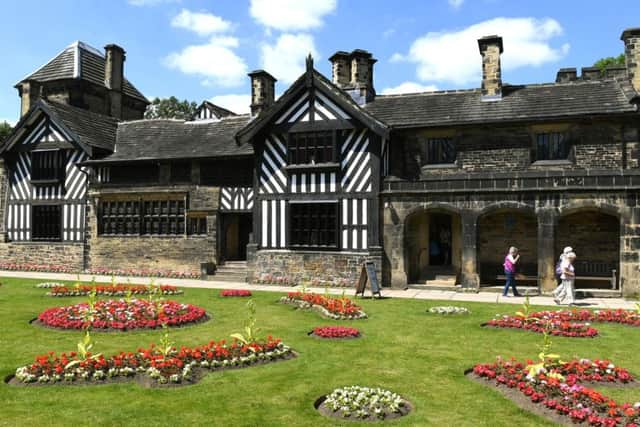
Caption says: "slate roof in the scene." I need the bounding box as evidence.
[16,41,148,103]
[0,100,118,155]
[42,100,119,152]
[85,115,253,163]
[365,79,639,128]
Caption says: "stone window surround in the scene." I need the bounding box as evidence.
[528,123,576,166]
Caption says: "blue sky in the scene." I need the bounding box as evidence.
[1,0,639,123]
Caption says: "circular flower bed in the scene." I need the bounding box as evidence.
[428,306,470,315]
[35,299,208,331]
[315,386,411,421]
[220,289,252,297]
[310,326,360,339]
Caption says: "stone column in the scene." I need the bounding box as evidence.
[460,210,479,289]
[620,207,640,296]
[537,208,557,294]
[384,202,407,288]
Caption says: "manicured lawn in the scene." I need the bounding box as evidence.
[1,277,640,426]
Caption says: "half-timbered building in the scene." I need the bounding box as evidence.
[2,27,640,297]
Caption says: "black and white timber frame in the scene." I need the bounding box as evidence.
[238,58,388,252]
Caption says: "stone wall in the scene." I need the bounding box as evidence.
[396,120,639,179]
[0,242,84,270]
[249,249,382,287]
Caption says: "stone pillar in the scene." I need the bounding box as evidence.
[104,44,125,119]
[537,209,557,294]
[329,51,351,87]
[477,35,503,100]
[460,210,479,289]
[620,206,640,296]
[19,80,42,117]
[384,202,407,288]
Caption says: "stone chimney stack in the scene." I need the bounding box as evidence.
[329,51,351,86]
[248,70,277,117]
[555,68,577,83]
[104,44,125,119]
[328,49,376,105]
[349,49,376,104]
[478,35,504,101]
[18,80,42,117]
[621,27,640,92]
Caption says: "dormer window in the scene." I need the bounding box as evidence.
[287,131,334,165]
[534,132,572,161]
[31,150,65,183]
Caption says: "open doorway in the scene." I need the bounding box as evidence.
[220,213,252,262]
[429,214,452,266]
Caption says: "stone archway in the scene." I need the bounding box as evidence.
[556,210,620,290]
[478,209,538,286]
[404,208,462,284]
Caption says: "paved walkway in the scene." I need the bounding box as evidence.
[1,270,637,310]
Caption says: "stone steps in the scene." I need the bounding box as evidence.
[212,261,247,283]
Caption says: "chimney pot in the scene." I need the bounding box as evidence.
[248,70,277,117]
[329,51,351,87]
[478,35,503,101]
[556,68,577,83]
[19,80,42,118]
[621,27,640,92]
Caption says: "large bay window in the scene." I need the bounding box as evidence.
[289,202,337,248]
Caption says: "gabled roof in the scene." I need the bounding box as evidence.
[84,115,253,164]
[236,59,388,145]
[193,100,237,121]
[365,78,639,129]
[0,100,118,156]
[16,41,148,104]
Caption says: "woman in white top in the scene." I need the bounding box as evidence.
[556,252,576,305]
[553,246,573,303]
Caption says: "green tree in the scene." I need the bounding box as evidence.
[144,97,198,120]
[594,54,626,75]
[0,121,12,144]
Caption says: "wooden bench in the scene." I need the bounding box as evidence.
[495,261,618,290]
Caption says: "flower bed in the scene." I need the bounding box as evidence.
[470,357,637,426]
[253,274,352,288]
[35,282,65,289]
[310,326,361,339]
[46,284,182,297]
[0,263,76,274]
[315,386,411,421]
[279,292,367,320]
[220,289,252,297]
[35,299,208,331]
[10,336,294,387]
[87,268,199,279]
[485,315,598,338]
[428,306,470,315]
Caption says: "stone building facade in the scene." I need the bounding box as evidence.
[1,28,639,296]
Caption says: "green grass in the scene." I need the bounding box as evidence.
[1,278,640,426]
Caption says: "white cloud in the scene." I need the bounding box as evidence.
[381,82,438,95]
[261,33,318,84]
[250,0,336,31]
[209,94,251,115]
[448,0,464,8]
[165,36,248,87]
[171,9,231,36]
[392,17,569,86]
[128,0,178,6]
